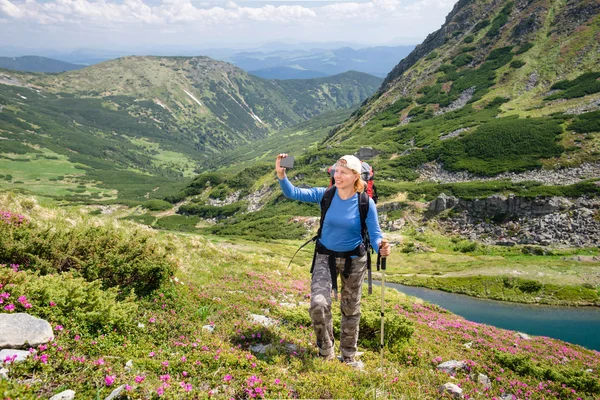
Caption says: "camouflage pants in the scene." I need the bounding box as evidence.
[310,253,367,358]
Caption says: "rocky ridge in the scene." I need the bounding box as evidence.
[429,193,600,247]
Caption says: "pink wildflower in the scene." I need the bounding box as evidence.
[105,375,116,386]
[134,375,146,383]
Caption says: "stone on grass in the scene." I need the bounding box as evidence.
[49,390,76,400]
[250,343,298,356]
[463,342,473,349]
[0,367,8,380]
[436,360,467,374]
[500,394,516,400]
[439,382,463,398]
[516,332,531,340]
[125,360,133,371]
[248,314,278,327]
[0,349,32,364]
[0,313,53,349]
[105,384,126,400]
[202,325,215,333]
[477,373,491,389]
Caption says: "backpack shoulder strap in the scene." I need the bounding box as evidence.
[318,186,336,238]
[358,191,369,243]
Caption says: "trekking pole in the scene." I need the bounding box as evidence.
[379,255,387,372]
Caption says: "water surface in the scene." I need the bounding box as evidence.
[380,282,600,351]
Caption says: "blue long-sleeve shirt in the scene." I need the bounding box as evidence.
[279,177,383,253]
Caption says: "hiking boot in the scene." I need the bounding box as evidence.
[319,352,336,361]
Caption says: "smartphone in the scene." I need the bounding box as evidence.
[280,156,295,169]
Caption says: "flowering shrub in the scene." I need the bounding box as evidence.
[0,266,137,332]
[0,212,176,296]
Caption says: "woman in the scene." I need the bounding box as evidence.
[276,153,390,365]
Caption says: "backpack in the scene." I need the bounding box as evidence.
[327,161,378,203]
[287,186,381,296]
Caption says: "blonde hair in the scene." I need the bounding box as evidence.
[354,175,365,193]
[336,158,365,193]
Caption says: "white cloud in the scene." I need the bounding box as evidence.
[0,0,455,47]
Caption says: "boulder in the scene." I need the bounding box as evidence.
[0,349,32,363]
[49,390,76,400]
[436,360,467,374]
[105,384,126,400]
[439,382,463,398]
[0,313,53,349]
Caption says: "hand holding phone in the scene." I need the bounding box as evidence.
[279,155,295,169]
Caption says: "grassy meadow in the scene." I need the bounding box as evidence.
[2,191,600,399]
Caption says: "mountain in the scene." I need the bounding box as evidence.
[166,0,600,247]
[322,0,600,178]
[226,46,416,78]
[0,56,84,73]
[249,67,328,80]
[0,56,381,200]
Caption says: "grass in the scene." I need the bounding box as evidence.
[2,191,600,399]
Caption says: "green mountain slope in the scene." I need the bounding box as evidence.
[324,0,600,177]
[0,57,381,200]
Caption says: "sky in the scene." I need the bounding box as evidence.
[0,0,457,51]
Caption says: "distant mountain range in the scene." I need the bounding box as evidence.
[227,46,416,79]
[0,44,416,79]
[249,67,328,80]
[0,56,84,73]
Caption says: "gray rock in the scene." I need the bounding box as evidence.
[105,384,126,400]
[248,314,278,327]
[500,394,516,400]
[0,349,32,363]
[49,390,76,400]
[0,367,8,380]
[202,325,215,333]
[355,147,380,160]
[436,360,467,374]
[516,332,532,340]
[124,359,133,371]
[0,313,53,349]
[478,373,491,389]
[438,382,463,398]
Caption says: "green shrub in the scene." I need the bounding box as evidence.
[473,20,490,33]
[569,110,600,133]
[510,60,525,68]
[178,202,245,219]
[425,51,438,60]
[515,42,534,54]
[454,241,478,253]
[208,184,231,200]
[0,268,137,333]
[121,213,156,226]
[495,352,600,394]
[141,199,172,211]
[518,279,542,293]
[486,2,514,38]
[358,310,414,351]
[0,220,175,297]
[546,72,600,100]
[154,214,200,231]
[452,54,474,68]
[463,35,474,43]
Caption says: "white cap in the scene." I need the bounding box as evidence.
[337,155,361,175]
